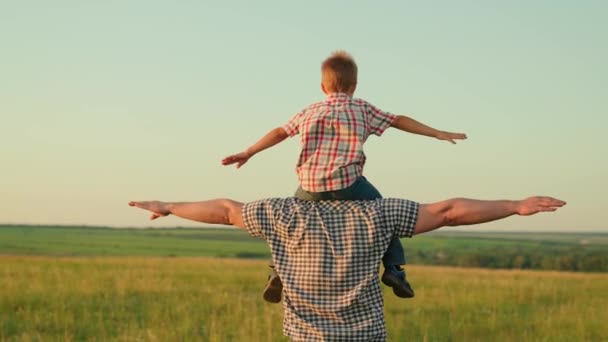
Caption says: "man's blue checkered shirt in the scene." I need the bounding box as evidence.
[243,198,419,341]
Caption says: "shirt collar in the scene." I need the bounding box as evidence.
[326,92,352,100]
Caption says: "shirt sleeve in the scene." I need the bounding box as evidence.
[281,110,305,137]
[242,199,277,239]
[365,102,397,136]
[381,198,419,238]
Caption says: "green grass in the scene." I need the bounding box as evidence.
[0,226,269,258]
[1,256,606,341]
[2,225,606,272]
[3,226,607,257]
[1,226,606,340]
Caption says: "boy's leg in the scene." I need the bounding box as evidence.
[263,260,282,303]
[348,177,415,298]
[382,238,406,267]
[380,238,414,298]
[262,187,326,304]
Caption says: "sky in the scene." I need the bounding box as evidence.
[1,1,606,231]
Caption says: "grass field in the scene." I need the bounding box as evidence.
[0,226,268,258]
[2,225,606,257]
[1,226,607,340]
[2,225,606,272]
[1,256,607,341]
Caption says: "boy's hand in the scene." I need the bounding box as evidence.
[222,151,251,168]
[436,131,467,144]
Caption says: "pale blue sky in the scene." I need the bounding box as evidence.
[1,1,606,230]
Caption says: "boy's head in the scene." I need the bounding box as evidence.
[321,51,357,95]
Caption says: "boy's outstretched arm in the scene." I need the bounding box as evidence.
[391,115,467,144]
[222,127,288,168]
[129,199,246,228]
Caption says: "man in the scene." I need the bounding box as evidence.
[129,195,565,341]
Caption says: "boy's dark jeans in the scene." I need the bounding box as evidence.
[293,176,406,268]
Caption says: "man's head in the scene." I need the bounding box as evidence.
[321,51,358,95]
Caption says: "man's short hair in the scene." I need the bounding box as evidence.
[322,51,358,93]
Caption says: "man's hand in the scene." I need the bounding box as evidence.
[435,131,468,144]
[221,151,251,168]
[129,201,171,220]
[515,197,567,216]
[129,199,246,228]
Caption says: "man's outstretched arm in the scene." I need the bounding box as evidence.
[129,199,246,228]
[413,196,566,235]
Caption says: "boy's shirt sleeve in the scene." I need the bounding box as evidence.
[281,110,304,137]
[365,102,397,136]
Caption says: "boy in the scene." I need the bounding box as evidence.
[222,51,467,303]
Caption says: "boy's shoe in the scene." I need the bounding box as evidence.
[381,266,415,298]
[263,268,283,303]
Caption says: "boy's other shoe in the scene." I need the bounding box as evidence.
[381,265,415,298]
[263,268,283,303]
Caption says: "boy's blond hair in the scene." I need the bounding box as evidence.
[321,51,358,93]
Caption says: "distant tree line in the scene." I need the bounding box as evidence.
[407,246,608,272]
